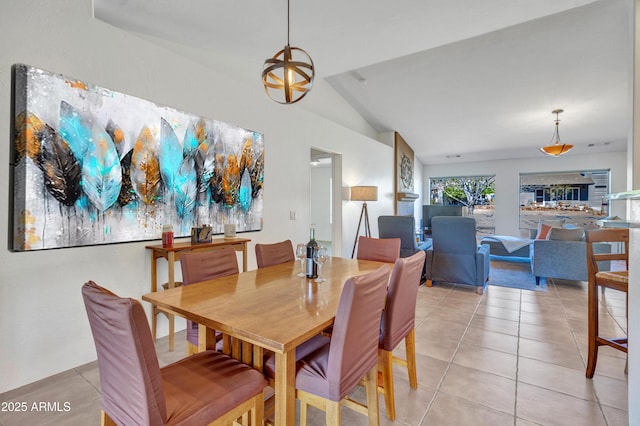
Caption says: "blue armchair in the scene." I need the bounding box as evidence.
[425,216,490,294]
[378,215,430,283]
[378,215,431,258]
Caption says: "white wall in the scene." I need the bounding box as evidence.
[423,151,627,236]
[0,0,394,393]
[310,165,332,241]
[414,156,425,229]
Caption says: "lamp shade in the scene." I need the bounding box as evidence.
[539,143,574,156]
[350,186,378,202]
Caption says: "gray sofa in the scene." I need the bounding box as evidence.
[531,227,611,285]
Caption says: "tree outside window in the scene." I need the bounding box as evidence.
[430,175,496,234]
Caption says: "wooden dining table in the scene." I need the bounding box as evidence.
[142,256,388,426]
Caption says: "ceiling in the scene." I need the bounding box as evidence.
[93,0,630,165]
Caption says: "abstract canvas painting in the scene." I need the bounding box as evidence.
[11,64,264,251]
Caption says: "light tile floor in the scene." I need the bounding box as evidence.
[0,278,629,425]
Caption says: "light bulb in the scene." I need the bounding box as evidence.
[286,67,295,86]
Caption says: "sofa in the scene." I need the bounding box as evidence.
[530,225,611,285]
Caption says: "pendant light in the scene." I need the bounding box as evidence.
[262,0,315,104]
[540,109,573,156]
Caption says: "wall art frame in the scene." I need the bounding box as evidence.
[394,132,416,216]
[11,64,264,251]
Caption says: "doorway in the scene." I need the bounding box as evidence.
[310,148,342,256]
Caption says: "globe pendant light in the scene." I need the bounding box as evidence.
[540,109,573,156]
[262,0,315,104]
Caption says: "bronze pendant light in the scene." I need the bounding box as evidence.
[540,109,573,156]
[262,0,315,104]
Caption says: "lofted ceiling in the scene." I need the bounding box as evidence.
[93,0,629,165]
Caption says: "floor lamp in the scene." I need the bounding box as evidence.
[350,186,378,258]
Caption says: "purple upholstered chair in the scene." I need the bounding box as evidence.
[295,265,390,425]
[356,236,401,263]
[378,250,425,420]
[81,281,266,426]
[255,239,295,268]
[180,247,239,355]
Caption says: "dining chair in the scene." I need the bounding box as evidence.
[294,265,390,425]
[180,247,239,355]
[585,228,629,378]
[81,281,267,426]
[356,235,401,263]
[378,250,425,420]
[255,239,295,268]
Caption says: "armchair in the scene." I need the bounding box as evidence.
[425,216,490,294]
[378,215,431,257]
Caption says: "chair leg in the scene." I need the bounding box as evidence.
[405,328,418,389]
[365,366,380,426]
[100,411,117,426]
[379,349,395,420]
[186,341,198,356]
[251,393,264,426]
[426,279,433,287]
[476,286,483,295]
[586,280,599,378]
[300,400,309,426]
[326,400,341,426]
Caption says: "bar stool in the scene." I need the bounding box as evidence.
[585,228,629,378]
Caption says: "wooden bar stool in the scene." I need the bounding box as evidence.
[585,228,629,378]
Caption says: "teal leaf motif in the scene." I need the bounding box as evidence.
[59,101,92,166]
[81,123,122,211]
[159,118,183,192]
[174,154,198,221]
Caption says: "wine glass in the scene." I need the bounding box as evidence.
[313,246,329,282]
[296,243,306,277]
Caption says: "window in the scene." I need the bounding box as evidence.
[519,170,610,232]
[429,175,496,235]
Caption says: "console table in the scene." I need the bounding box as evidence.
[145,238,250,351]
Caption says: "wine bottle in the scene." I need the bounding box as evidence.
[306,227,318,279]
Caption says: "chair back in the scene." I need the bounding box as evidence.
[180,247,239,285]
[378,216,418,256]
[180,247,239,345]
[326,265,390,400]
[431,216,477,254]
[82,281,167,425]
[255,239,295,268]
[585,228,629,273]
[356,236,400,263]
[380,250,425,351]
[429,216,487,287]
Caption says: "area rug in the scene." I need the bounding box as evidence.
[488,256,547,292]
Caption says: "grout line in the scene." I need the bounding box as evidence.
[513,288,523,426]
[418,284,484,425]
[549,279,613,426]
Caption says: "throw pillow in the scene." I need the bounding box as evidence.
[548,227,585,241]
[536,219,565,239]
[536,223,553,240]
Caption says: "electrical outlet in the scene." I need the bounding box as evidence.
[289,210,297,220]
